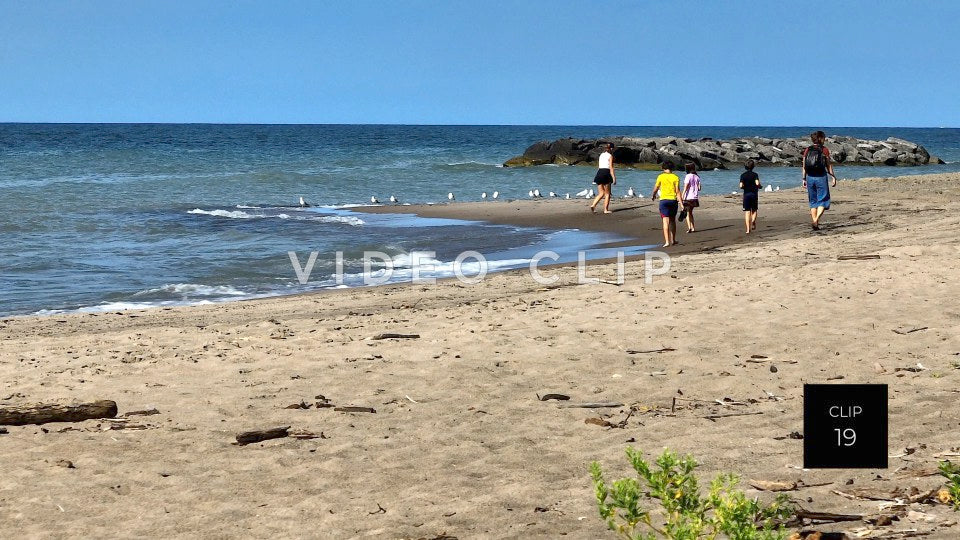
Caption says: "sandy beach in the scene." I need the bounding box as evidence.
[2,173,960,538]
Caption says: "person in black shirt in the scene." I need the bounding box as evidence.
[739,160,761,234]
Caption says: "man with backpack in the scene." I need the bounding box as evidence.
[801,130,837,230]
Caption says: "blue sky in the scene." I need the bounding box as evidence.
[1,1,958,126]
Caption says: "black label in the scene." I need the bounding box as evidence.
[803,384,888,469]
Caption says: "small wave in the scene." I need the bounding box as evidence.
[188,208,258,219]
[437,160,503,171]
[279,213,365,226]
[132,283,249,297]
[314,215,364,226]
[189,207,364,226]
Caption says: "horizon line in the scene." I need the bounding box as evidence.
[1,121,957,129]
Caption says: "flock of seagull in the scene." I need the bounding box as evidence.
[299,184,779,207]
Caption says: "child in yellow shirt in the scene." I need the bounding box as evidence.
[650,163,684,247]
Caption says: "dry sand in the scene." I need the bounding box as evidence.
[2,173,960,539]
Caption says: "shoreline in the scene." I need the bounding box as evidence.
[15,188,803,320]
[2,172,960,537]
[7,174,929,320]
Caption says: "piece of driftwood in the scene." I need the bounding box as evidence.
[334,406,376,413]
[626,348,675,354]
[702,411,763,421]
[371,333,420,340]
[892,326,928,335]
[837,254,880,260]
[123,408,160,417]
[558,402,624,409]
[749,479,798,491]
[832,487,936,504]
[792,509,863,523]
[537,393,570,401]
[0,400,118,426]
[236,426,290,445]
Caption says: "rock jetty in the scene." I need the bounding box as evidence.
[503,135,942,169]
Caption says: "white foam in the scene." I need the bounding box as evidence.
[315,215,364,226]
[189,208,363,226]
[132,283,249,297]
[188,208,258,219]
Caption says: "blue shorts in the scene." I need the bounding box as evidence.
[659,200,678,218]
[742,191,758,211]
[807,176,831,209]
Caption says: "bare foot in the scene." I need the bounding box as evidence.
[589,205,596,213]
[663,242,671,247]
[603,210,612,214]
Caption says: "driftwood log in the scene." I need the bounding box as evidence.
[0,400,118,426]
[236,426,290,445]
[371,333,420,340]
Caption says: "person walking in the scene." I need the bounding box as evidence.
[650,162,684,247]
[681,163,701,233]
[802,130,837,230]
[740,160,761,234]
[590,143,616,214]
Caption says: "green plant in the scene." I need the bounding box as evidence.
[940,461,960,510]
[590,448,793,539]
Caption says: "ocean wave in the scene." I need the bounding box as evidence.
[132,283,250,297]
[188,208,364,226]
[436,160,503,171]
[188,208,259,219]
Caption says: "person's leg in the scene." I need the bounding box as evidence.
[602,184,612,213]
[590,187,603,212]
[744,210,751,233]
[751,210,758,231]
[686,207,695,232]
[814,205,826,224]
[807,179,819,226]
[669,215,678,244]
[661,216,671,246]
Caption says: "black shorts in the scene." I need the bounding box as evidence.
[743,191,758,211]
[593,169,613,185]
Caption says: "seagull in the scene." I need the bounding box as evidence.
[575,188,590,197]
[548,191,557,198]
[298,196,310,208]
[448,192,455,201]
[370,196,380,204]
[533,189,541,198]
[764,185,773,192]
[528,190,535,198]
[565,193,571,199]
[775,186,781,191]
[626,187,636,197]
[481,192,487,199]
[390,195,399,203]
[492,191,499,199]
[588,188,595,198]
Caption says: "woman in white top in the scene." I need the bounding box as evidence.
[590,143,616,214]
[681,162,701,233]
